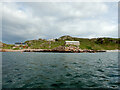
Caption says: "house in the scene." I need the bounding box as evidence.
[14,42,27,49]
[65,41,80,46]
[15,42,26,46]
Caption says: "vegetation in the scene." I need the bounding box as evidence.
[2,43,15,49]
[1,35,120,50]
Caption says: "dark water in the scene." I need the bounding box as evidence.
[2,52,119,88]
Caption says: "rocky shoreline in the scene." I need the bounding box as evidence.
[0,49,107,53]
[1,49,119,53]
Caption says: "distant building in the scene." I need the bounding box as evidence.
[15,43,26,46]
[65,41,80,46]
[14,42,27,49]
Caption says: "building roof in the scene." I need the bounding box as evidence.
[15,43,26,44]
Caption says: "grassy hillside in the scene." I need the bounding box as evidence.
[25,39,65,49]
[2,36,120,50]
[24,35,119,50]
[1,42,15,49]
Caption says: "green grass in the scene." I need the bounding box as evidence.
[2,44,15,49]
[2,36,120,50]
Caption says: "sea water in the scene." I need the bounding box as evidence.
[2,52,119,88]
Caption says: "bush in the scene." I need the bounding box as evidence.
[86,46,92,50]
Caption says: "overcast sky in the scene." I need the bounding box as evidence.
[2,2,118,44]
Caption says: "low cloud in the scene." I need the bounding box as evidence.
[2,2,118,43]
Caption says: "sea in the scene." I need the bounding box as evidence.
[2,52,120,88]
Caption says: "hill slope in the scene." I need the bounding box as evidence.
[23,35,119,50]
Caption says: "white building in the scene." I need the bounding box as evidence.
[65,41,80,46]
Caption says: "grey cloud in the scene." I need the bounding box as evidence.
[2,2,118,44]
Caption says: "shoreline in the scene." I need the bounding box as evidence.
[0,49,119,53]
[106,50,120,52]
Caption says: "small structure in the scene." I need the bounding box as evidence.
[65,41,80,46]
[13,42,27,49]
[15,42,26,46]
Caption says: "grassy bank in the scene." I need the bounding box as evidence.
[2,35,120,50]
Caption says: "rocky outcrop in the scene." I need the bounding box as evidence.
[95,38,120,44]
[0,49,106,53]
[52,46,65,51]
[59,35,74,40]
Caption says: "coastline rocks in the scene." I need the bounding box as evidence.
[0,49,106,53]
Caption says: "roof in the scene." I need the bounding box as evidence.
[65,41,79,43]
[15,43,25,44]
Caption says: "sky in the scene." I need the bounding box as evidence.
[1,2,118,44]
